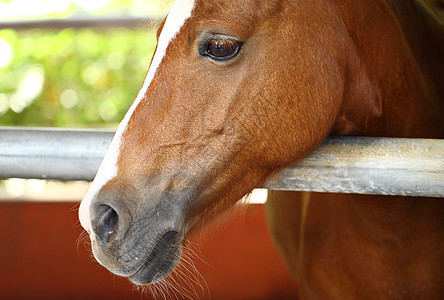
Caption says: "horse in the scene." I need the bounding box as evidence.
[79,0,444,298]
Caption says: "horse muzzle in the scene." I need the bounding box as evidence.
[83,189,186,285]
[128,230,182,284]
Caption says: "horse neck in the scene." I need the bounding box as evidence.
[386,0,444,101]
[330,0,444,138]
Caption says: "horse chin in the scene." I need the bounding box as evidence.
[127,230,182,285]
[91,228,183,285]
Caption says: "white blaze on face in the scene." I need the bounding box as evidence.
[79,0,196,234]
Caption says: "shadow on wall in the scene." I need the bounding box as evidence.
[0,202,298,299]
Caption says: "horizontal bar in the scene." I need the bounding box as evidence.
[0,127,443,197]
[265,137,444,197]
[0,17,160,30]
[0,127,114,181]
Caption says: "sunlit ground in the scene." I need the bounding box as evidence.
[0,179,268,204]
[0,179,89,201]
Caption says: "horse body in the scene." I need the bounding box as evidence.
[79,0,444,298]
[268,1,444,298]
[267,193,444,299]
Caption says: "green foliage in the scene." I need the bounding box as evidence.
[0,27,157,127]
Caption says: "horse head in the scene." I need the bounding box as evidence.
[78,0,371,285]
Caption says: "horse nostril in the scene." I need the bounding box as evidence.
[92,204,119,245]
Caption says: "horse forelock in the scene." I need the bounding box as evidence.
[79,0,197,232]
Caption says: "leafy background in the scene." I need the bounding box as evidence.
[0,0,168,200]
[0,0,170,127]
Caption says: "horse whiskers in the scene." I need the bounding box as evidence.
[145,238,209,300]
[171,262,199,295]
[165,273,199,300]
[154,279,176,300]
[176,241,209,298]
[163,274,194,300]
[178,251,207,289]
[182,240,209,267]
[150,264,198,300]
[69,201,81,212]
[75,230,90,256]
[148,281,166,300]
[132,281,149,297]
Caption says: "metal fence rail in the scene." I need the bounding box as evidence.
[0,127,113,181]
[1,127,443,197]
[0,17,160,30]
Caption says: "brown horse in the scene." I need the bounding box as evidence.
[79,0,444,298]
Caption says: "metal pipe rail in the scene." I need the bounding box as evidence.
[0,17,160,30]
[0,127,443,197]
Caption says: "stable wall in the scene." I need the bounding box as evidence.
[0,202,298,299]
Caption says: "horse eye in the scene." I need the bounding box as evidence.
[203,38,242,61]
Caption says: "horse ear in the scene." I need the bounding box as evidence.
[332,62,383,135]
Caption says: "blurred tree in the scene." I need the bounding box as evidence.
[0,28,157,127]
[0,0,171,127]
